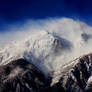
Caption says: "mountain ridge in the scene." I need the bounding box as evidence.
[0,52,92,92]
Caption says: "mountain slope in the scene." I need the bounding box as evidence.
[51,54,92,92]
[0,52,92,92]
[0,58,51,92]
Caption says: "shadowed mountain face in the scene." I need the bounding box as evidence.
[1,54,92,92]
[0,58,66,92]
[0,58,52,92]
[0,58,65,92]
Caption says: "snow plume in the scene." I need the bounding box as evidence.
[0,18,92,76]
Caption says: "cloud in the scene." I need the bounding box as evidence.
[0,18,92,75]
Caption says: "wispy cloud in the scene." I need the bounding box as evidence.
[0,18,92,75]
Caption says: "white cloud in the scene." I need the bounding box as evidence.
[0,18,92,76]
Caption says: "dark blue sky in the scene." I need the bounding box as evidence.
[0,0,92,30]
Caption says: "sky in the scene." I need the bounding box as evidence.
[0,0,92,31]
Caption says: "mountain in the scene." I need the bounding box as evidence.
[0,53,92,92]
[1,18,92,92]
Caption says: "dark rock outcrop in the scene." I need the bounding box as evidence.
[52,54,92,92]
[1,54,92,92]
[0,58,52,92]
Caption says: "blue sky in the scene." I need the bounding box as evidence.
[0,0,92,31]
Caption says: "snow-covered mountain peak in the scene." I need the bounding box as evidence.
[0,31,64,75]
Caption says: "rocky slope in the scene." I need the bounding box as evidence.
[0,58,51,92]
[0,53,92,92]
[51,54,92,92]
[0,58,66,92]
